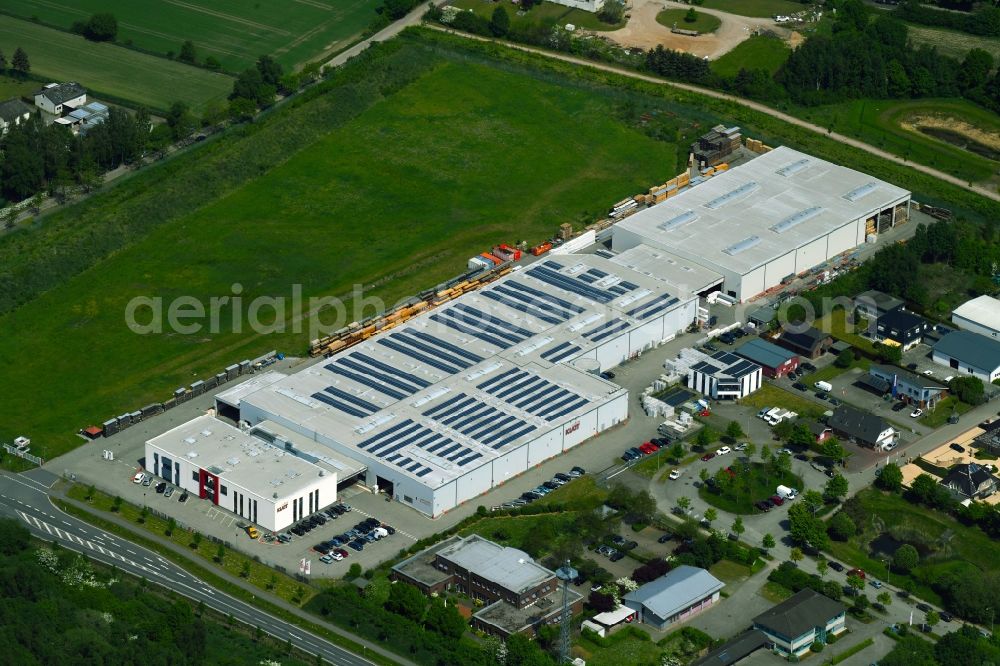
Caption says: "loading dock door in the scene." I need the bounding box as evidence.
[376,476,394,496]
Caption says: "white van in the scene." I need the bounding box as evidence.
[814,380,833,392]
[776,485,798,500]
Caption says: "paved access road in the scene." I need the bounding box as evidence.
[0,470,376,666]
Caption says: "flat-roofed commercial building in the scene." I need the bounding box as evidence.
[612,146,911,302]
[145,415,339,531]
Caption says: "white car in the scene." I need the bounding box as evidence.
[132,472,145,484]
[922,369,934,376]
[716,446,732,456]
[778,448,793,456]
[910,408,923,418]
[331,551,344,561]
[883,441,898,451]
[668,469,682,480]
[734,442,749,451]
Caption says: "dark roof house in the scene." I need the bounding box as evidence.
[35,82,86,107]
[735,338,798,377]
[827,405,895,448]
[874,308,929,349]
[855,290,904,320]
[753,589,846,657]
[869,365,946,409]
[941,463,997,501]
[774,327,832,359]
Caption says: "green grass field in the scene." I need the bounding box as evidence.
[738,383,828,420]
[1,0,380,71]
[0,45,681,459]
[0,15,231,111]
[798,98,1000,185]
[656,8,721,33]
[0,75,38,101]
[698,463,802,514]
[711,35,790,76]
[700,0,802,19]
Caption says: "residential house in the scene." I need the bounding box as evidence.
[932,330,1000,383]
[735,338,799,379]
[775,327,832,359]
[391,534,582,638]
[940,463,997,501]
[53,101,109,136]
[33,82,86,116]
[828,405,895,449]
[688,350,762,400]
[874,308,930,351]
[952,294,1000,340]
[692,630,769,666]
[808,422,832,443]
[0,98,32,135]
[869,365,946,409]
[753,589,846,658]
[622,566,724,630]
[855,289,904,321]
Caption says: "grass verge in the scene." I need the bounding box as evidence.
[54,498,398,666]
[825,636,874,665]
[656,9,721,33]
[739,383,828,420]
[711,35,790,77]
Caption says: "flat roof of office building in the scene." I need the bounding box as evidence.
[249,419,367,482]
[237,254,694,489]
[147,415,333,498]
[615,146,910,275]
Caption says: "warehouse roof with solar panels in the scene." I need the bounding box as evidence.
[234,254,698,490]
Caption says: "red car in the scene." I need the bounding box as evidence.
[639,442,660,454]
[700,452,716,462]
[848,568,866,579]
[769,495,784,506]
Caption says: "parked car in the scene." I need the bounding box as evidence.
[542,481,560,490]
[178,492,188,503]
[700,452,716,461]
[609,552,625,562]
[319,554,334,564]
[314,543,331,554]
[554,472,572,482]
[277,533,292,543]
[571,466,586,476]
[950,443,966,453]
[155,482,167,494]
[769,495,785,506]
[848,568,866,580]
[916,603,931,612]
[668,469,682,480]
[892,402,907,412]
[600,371,616,380]
[910,408,923,418]
[828,561,844,572]
[716,446,732,456]
[734,442,749,451]
[658,533,673,543]
[870,579,883,589]
[754,500,771,512]
[610,535,626,546]
[622,541,638,551]
[815,391,829,400]
[940,611,953,622]
[132,472,145,484]
[348,540,365,552]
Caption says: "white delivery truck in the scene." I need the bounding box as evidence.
[776,485,798,500]
[814,380,833,392]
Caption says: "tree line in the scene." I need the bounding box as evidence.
[895,0,1000,37]
[0,47,31,77]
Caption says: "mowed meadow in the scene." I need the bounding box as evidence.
[0,40,681,458]
[0,15,231,112]
[1,0,381,71]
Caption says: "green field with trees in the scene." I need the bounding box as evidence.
[700,0,803,18]
[0,0,382,71]
[0,35,682,458]
[0,14,231,112]
[0,518,312,665]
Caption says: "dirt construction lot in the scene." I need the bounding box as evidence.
[602,0,791,59]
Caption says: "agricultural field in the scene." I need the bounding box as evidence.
[1,0,381,71]
[906,23,1000,62]
[0,39,683,459]
[0,15,231,112]
[710,34,789,77]
[799,97,1000,185]
[700,0,803,19]
[656,9,722,33]
[0,75,39,101]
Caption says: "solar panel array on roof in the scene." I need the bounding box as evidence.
[422,394,536,450]
[478,368,589,421]
[377,331,475,374]
[582,317,631,343]
[540,340,582,363]
[625,293,680,320]
[526,265,628,304]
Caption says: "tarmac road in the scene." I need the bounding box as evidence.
[0,470,376,666]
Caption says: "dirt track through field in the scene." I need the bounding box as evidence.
[601,0,788,59]
[424,23,1000,202]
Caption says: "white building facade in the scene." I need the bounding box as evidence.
[952,295,1000,340]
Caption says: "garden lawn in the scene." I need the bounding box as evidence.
[798,98,1000,185]
[738,383,828,420]
[824,488,1000,606]
[459,512,580,554]
[533,476,608,510]
[800,356,870,386]
[1,0,380,71]
[814,308,877,355]
[656,9,721,33]
[0,45,679,459]
[918,396,973,428]
[711,35,790,77]
[563,8,626,31]
[698,463,803,514]
[700,0,803,18]
[0,75,38,102]
[576,627,662,666]
[0,14,231,112]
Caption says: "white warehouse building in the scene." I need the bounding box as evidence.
[216,254,699,518]
[612,146,911,302]
[145,415,341,532]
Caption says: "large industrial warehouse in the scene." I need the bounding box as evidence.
[207,254,699,518]
[613,146,911,302]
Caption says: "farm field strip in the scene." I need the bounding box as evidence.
[0,14,231,112]
[905,22,1000,61]
[1,0,380,70]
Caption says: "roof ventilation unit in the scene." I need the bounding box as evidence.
[771,206,825,234]
[704,181,759,210]
[843,181,879,202]
[723,236,762,256]
[775,158,810,177]
[656,210,698,232]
